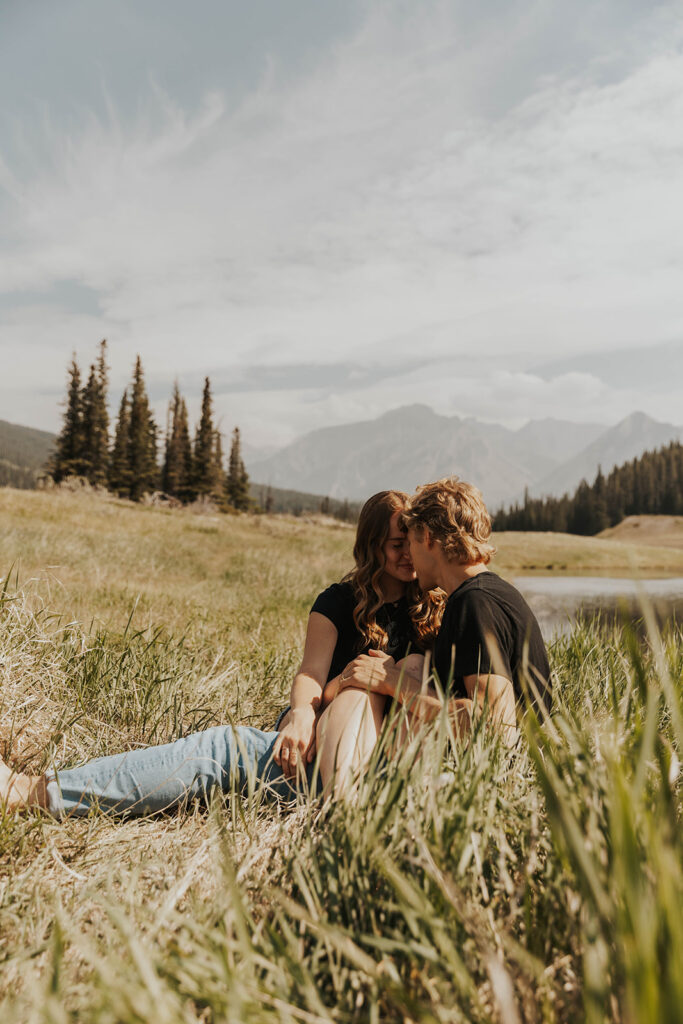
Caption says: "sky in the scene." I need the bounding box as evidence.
[2,0,683,451]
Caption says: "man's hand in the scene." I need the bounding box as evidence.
[273,706,317,778]
[336,649,396,697]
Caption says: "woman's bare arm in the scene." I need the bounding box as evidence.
[273,612,337,777]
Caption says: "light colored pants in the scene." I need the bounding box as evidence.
[45,725,314,817]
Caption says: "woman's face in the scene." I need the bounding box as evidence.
[380,510,417,585]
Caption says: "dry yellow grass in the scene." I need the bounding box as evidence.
[0,487,354,636]
[1,487,681,1021]
[4,489,682,612]
[1,487,340,1012]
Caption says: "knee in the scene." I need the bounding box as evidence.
[397,653,424,675]
[317,689,383,748]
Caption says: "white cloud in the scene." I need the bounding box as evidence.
[1,0,683,442]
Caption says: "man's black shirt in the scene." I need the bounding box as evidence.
[433,571,551,709]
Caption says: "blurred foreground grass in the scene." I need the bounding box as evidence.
[0,489,681,1023]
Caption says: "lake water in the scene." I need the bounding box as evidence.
[513,575,683,638]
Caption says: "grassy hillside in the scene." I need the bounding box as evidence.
[0,419,56,491]
[492,526,683,575]
[0,418,55,471]
[0,489,681,1022]
[598,514,683,550]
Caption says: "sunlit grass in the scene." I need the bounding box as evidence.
[0,489,681,1022]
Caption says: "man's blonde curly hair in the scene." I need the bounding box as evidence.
[401,477,496,565]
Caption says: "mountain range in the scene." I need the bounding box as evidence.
[247,406,683,510]
[2,407,682,513]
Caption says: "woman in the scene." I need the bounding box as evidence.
[276,490,441,797]
[0,492,443,816]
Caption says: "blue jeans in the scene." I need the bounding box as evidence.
[45,725,315,817]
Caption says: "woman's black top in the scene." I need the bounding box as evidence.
[311,581,417,682]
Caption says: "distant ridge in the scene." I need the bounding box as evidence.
[0,418,56,489]
[0,418,56,470]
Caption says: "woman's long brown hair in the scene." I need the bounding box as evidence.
[342,490,444,653]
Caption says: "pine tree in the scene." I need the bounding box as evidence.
[51,355,84,481]
[90,340,110,486]
[226,427,250,510]
[80,342,109,486]
[591,466,609,533]
[662,444,680,514]
[193,377,217,498]
[127,356,158,501]
[162,381,192,499]
[80,363,97,480]
[109,390,131,496]
[176,397,194,503]
[211,428,226,502]
[161,388,176,496]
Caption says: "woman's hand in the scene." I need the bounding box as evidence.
[273,706,318,778]
[336,649,396,697]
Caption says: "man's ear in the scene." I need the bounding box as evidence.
[422,526,434,548]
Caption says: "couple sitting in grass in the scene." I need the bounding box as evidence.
[1,477,551,816]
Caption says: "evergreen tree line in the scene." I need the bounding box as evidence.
[493,441,683,535]
[49,341,251,509]
[254,486,361,521]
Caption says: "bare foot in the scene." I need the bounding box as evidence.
[0,755,47,812]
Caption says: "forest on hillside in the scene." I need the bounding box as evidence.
[494,440,683,535]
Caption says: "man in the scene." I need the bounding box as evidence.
[336,477,551,743]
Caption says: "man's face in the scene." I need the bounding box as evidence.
[407,527,438,591]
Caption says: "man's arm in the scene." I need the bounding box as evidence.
[337,654,517,744]
[461,672,518,745]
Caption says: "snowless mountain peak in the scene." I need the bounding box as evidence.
[247,405,683,509]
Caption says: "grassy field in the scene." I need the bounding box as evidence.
[0,488,682,1023]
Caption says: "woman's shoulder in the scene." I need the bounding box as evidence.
[310,580,355,622]
[313,579,354,601]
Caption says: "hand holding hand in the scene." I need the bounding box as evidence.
[337,650,395,696]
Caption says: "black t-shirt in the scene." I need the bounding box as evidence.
[311,581,418,682]
[433,571,551,709]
